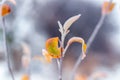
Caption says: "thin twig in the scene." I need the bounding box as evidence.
[57,58,63,80]
[57,33,65,80]
[70,14,105,80]
[2,17,15,80]
[70,0,113,79]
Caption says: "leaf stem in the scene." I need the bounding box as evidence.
[2,17,15,80]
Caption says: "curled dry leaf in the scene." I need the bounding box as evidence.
[45,37,61,58]
[67,37,87,59]
[102,1,115,14]
[21,74,29,80]
[8,0,16,5]
[0,4,11,16]
[63,14,81,32]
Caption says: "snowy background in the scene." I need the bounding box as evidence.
[0,0,120,80]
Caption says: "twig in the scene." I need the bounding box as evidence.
[70,0,113,80]
[70,14,105,80]
[57,58,63,80]
[57,33,65,80]
[2,17,15,80]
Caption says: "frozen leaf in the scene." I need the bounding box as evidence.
[0,4,11,16]
[21,42,31,55]
[21,74,29,80]
[8,0,16,5]
[63,14,81,32]
[67,37,87,59]
[42,49,52,63]
[46,37,61,58]
[33,53,52,63]
[58,21,63,34]
[102,1,115,14]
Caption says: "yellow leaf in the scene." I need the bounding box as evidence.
[21,74,29,80]
[0,4,11,16]
[67,37,87,59]
[102,1,115,14]
[46,37,61,58]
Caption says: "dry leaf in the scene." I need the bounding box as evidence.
[8,0,16,5]
[45,37,61,58]
[102,1,115,14]
[63,14,81,32]
[21,74,29,80]
[67,37,87,59]
[0,4,11,16]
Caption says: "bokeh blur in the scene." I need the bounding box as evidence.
[0,0,120,80]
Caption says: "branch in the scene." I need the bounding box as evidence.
[2,17,15,80]
[70,0,113,79]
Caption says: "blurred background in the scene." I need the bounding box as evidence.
[0,0,120,80]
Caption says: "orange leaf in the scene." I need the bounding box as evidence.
[21,74,29,80]
[0,4,11,16]
[45,37,61,58]
[102,1,115,14]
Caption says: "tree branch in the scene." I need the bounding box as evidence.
[2,17,15,80]
[70,0,113,79]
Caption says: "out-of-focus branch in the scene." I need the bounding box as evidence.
[2,18,15,80]
[70,14,105,80]
[70,0,113,80]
